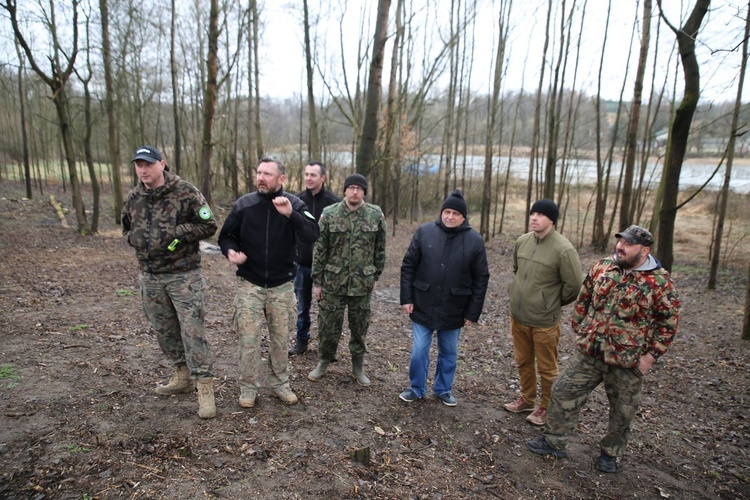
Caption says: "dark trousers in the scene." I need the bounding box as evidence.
[293,264,313,343]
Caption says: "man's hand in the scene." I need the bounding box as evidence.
[227,249,247,265]
[638,352,656,374]
[272,196,293,217]
[402,304,413,314]
[314,285,323,301]
[464,319,475,326]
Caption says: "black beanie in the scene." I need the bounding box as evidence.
[344,173,368,194]
[530,198,559,225]
[441,189,468,218]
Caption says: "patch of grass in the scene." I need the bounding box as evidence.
[66,445,90,454]
[68,324,91,332]
[0,365,21,381]
[116,289,135,297]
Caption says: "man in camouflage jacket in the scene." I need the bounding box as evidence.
[122,145,218,419]
[527,225,680,473]
[308,173,387,386]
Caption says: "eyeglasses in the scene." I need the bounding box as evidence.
[346,186,364,192]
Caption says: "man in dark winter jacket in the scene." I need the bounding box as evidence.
[288,162,340,355]
[398,190,490,406]
[122,145,218,419]
[218,157,319,409]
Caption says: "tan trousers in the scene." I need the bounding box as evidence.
[510,315,561,408]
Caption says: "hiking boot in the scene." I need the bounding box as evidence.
[526,407,547,426]
[308,361,330,381]
[238,389,257,408]
[504,396,534,413]
[437,393,457,407]
[351,356,371,387]
[196,378,216,419]
[399,389,419,403]
[273,386,299,405]
[288,341,308,355]
[596,451,618,473]
[155,365,194,395]
[526,436,568,459]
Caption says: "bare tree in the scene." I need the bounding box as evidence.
[13,38,31,199]
[619,0,652,231]
[3,0,90,233]
[100,0,123,223]
[709,0,749,289]
[356,0,391,181]
[655,0,710,272]
[199,0,221,205]
[303,0,320,160]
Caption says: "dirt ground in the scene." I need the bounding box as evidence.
[0,182,748,499]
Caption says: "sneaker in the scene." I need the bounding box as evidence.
[288,341,308,355]
[273,386,299,405]
[504,396,534,413]
[526,407,547,426]
[239,390,257,408]
[437,393,457,407]
[399,389,419,403]
[596,451,617,473]
[526,436,568,459]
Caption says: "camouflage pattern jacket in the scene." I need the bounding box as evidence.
[122,171,217,274]
[572,255,681,368]
[312,201,387,296]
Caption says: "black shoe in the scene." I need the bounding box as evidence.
[288,341,308,355]
[596,451,617,473]
[399,389,419,402]
[526,436,568,459]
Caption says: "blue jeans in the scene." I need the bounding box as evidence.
[408,321,461,398]
[293,264,313,343]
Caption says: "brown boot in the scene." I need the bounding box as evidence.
[196,378,216,419]
[155,365,194,395]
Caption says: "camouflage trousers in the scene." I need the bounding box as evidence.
[316,293,371,362]
[544,351,644,457]
[233,278,296,393]
[139,269,214,378]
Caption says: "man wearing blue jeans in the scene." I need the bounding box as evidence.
[398,190,489,406]
[289,162,339,355]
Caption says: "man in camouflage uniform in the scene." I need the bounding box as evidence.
[218,157,319,408]
[122,145,218,419]
[308,173,387,386]
[527,225,681,473]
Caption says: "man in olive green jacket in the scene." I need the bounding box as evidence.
[308,174,387,386]
[504,199,582,426]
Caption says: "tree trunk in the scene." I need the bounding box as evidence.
[170,0,182,174]
[303,0,320,160]
[13,38,31,199]
[356,0,391,179]
[100,0,123,223]
[200,0,220,205]
[709,0,748,289]
[620,0,651,231]
[655,0,710,272]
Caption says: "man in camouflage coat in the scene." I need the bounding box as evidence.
[527,225,681,473]
[122,145,218,419]
[308,173,387,386]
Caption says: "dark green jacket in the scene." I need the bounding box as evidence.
[509,229,582,327]
[312,201,387,296]
[122,171,217,274]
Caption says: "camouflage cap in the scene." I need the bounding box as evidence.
[615,225,654,247]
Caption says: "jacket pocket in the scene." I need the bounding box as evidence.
[413,280,430,292]
[362,265,377,276]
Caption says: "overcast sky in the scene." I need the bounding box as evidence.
[259,0,748,104]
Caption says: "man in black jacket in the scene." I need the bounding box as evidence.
[398,190,490,406]
[288,162,340,355]
[218,157,319,409]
